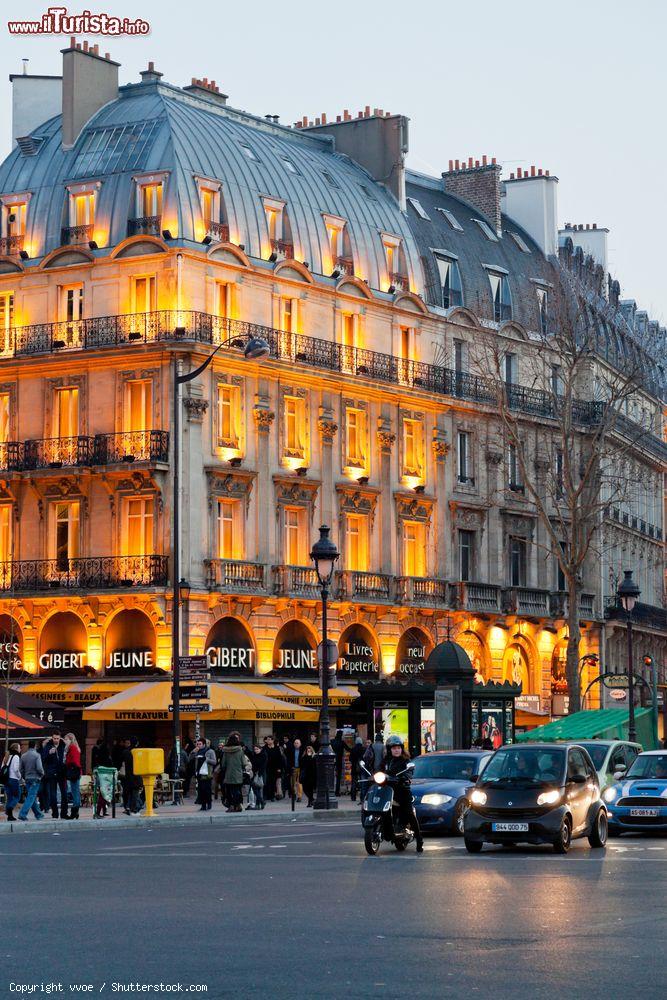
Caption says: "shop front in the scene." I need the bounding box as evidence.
[104,609,162,677]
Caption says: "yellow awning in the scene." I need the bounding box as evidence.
[82,681,320,723]
[14,681,132,705]
[244,682,359,708]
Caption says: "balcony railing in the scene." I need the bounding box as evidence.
[339,570,393,602]
[0,234,24,255]
[270,239,294,259]
[206,559,265,592]
[93,430,169,464]
[396,577,449,606]
[335,256,354,276]
[24,435,92,470]
[604,599,667,631]
[389,272,409,291]
[458,582,501,613]
[0,442,24,472]
[273,565,320,599]
[0,555,168,592]
[205,221,230,243]
[0,309,662,459]
[513,587,550,616]
[128,216,161,237]
[550,591,596,619]
[61,224,93,246]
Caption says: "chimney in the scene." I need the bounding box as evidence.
[183,78,228,105]
[501,168,559,257]
[139,61,163,84]
[301,110,409,207]
[442,159,502,236]
[61,41,119,148]
[9,69,62,148]
[558,222,609,272]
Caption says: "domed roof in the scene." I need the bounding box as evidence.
[424,640,475,682]
[0,78,422,290]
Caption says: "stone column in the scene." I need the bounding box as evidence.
[484,446,504,585]
[253,396,275,566]
[183,394,209,587]
[317,404,338,528]
[431,429,449,578]
[534,454,551,590]
[376,418,395,575]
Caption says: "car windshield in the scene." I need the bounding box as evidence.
[481,748,566,786]
[626,754,667,780]
[412,755,483,781]
[576,743,609,769]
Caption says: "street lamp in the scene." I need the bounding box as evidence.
[617,569,641,743]
[171,331,270,777]
[310,525,340,810]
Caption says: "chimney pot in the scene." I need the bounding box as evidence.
[530,165,536,177]
[510,172,515,179]
[517,167,522,178]
[545,170,549,176]
[70,35,76,47]
[148,61,154,71]
[105,52,110,60]
[365,105,370,117]
[336,115,341,122]
[538,168,543,176]
[482,154,488,166]
[468,156,473,168]
[322,113,327,124]
[491,157,496,165]
[454,159,460,170]
[83,40,89,52]
[448,159,453,171]
[592,222,597,229]
[92,44,99,56]
[302,116,308,126]
[315,117,321,126]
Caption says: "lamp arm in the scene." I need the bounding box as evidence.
[176,334,249,386]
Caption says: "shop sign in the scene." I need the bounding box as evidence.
[38,651,88,676]
[105,649,155,674]
[339,627,379,677]
[552,694,570,717]
[270,622,317,676]
[516,695,542,713]
[603,674,629,689]
[0,634,22,675]
[204,619,256,676]
[609,688,627,702]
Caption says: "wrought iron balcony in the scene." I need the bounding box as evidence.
[128,216,161,237]
[273,565,321,599]
[206,559,265,592]
[389,272,409,291]
[270,239,294,259]
[0,442,24,472]
[0,234,24,255]
[396,577,449,606]
[338,570,393,602]
[604,599,667,631]
[24,436,92,470]
[93,430,169,464]
[0,555,168,592]
[457,582,501,613]
[335,256,354,276]
[205,221,229,242]
[61,224,93,246]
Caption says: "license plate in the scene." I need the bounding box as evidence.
[491,822,529,832]
[630,808,659,817]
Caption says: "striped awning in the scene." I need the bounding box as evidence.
[0,705,56,733]
[246,683,359,708]
[13,681,132,705]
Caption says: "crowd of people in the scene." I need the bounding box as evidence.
[1,731,82,821]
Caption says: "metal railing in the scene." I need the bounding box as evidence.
[0,442,24,472]
[128,216,162,237]
[24,435,92,470]
[206,559,265,591]
[61,224,93,246]
[270,239,294,259]
[335,256,354,276]
[0,555,168,592]
[93,430,169,464]
[0,234,24,255]
[273,565,320,599]
[205,221,230,242]
[604,599,667,630]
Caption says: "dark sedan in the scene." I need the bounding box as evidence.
[411,751,493,834]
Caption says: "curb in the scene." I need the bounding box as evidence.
[1,806,359,835]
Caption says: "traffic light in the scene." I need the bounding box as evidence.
[643,655,653,667]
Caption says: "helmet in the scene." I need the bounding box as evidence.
[385,734,403,749]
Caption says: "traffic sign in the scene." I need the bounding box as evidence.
[169,703,211,713]
[178,655,209,674]
[176,684,209,700]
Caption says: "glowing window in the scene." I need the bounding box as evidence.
[54,502,80,568]
[132,275,157,314]
[53,387,79,439]
[403,521,426,577]
[217,500,243,559]
[0,393,9,444]
[346,514,368,571]
[346,408,366,468]
[123,497,154,557]
[124,380,152,433]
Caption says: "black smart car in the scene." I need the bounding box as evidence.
[463,743,608,854]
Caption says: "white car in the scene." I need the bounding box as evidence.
[562,740,642,792]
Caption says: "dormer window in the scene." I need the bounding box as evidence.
[434,252,463,309]
[323,214,353,276]
[537,287,549,335]
[63,183,99,246]
[382,234,408,292]
[487,269,512,322]
[0,193,29,255]
[436,207,463,232]
[474,218,499,242]
[239,142,259,161]
[407,197,430,221]
[129,174,165,236]
[196,177,228,242]
[263,198,293,259]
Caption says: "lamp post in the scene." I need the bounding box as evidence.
[310,525,339,810]
[617,569,641,743]
[171,331,270,778]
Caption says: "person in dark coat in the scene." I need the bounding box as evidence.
[111,740,125,772]
[300,745,317,807]
[91,739,111,771]
[348,736,366,802]
[42,731,68,819]
[248,744,267,810]
[331,730,347,796]
[263,736,283,801]
[122,738,142,814]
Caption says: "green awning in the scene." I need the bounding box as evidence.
[516,708,653,745]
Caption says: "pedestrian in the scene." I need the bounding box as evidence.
[248,743,267,810]
[263,735,283,801]
[42,731,68,819]
[111,739,124,772]
[213,739,225,801]
[122,737,142,814]
[306,731,319,753]
[63,733,82,820]
[2,742,22,821]
[18,739,45,822]
[91,738,111,771]
[219,734,248,812]
[348,736,365,802]
[331,729,347,795]
[193,738,216,811]
[300,745,317,807]
[359,738,373,802]
[288,738,303,801]
[38,738,51,812]
[370,732,385,769]
[183,739,196,798]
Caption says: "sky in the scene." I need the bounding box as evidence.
[1,0,665,321]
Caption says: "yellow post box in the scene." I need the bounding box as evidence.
[132,747,164,817]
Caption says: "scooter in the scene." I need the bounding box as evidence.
[360,760,415,855]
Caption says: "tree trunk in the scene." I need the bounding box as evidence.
[566,582,582,713]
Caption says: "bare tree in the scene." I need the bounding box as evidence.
[470,272,659,712]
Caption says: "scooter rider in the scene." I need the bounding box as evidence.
[382,735,424,853]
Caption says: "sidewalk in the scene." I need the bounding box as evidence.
[1,794,361,835]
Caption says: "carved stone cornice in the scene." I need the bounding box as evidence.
[253,406,275,433]
[448,500,487,533]
[432,434,450,462]
[318,418,338,443]
[273,474,320,508]
[394,491,434,525]
[184,397,209,423]
[336,482,380,527]
[206,467,256,514]
[377,430,395,453]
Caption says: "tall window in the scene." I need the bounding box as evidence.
[278,297,297,359]
[0,293,14,354]
[124,380,152,433]
[284,507,306,565]
[200,186,219,225]
[216,282,231,318]
[556,540,567,592]
[283,395,305,458]
[403,521,426,577]
[457,431,473,484]
[555,448,564,497]
[488,272,512,322]
[132,275,156,314]
[60,285,83,344]
[70,191,94,230]
[341,313,358,374]
[508,443,522,490]
[0,392,9,444]
[54,502,79,570]
[327,221,342,260]
[345,514,368,571]
[138,182,162,219]
[345,408,366,469]
[509,536,527,587]
[0,505,12,563]
[217,500,243,560]
[53,387,79,439]
[123,497,154,557]
[3,201,26,241]
[399,326,415,384]
[435,254,463,308]
[459,530,474,582]
[454,339,466,373]
[217,383,240,449]
[265,204,281,242]
[537,287,548,335]
[504,353,517,385]
[382,235,406,288]
[403,418,423,477]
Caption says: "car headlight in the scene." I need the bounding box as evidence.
[470,789,487,806]
[421,794,452,806]
[603,787,617,803]
[536,789,562,807]
[374,772,386,784]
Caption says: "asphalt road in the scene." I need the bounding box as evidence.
[1,820,666,1000]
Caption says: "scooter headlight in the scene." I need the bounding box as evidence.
[374,772,386,784]
[470,789,487,806]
